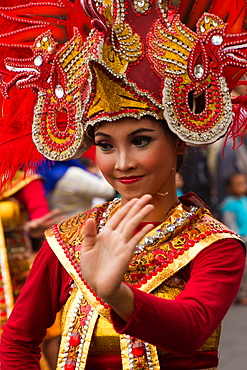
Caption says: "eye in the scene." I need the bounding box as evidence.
[132,136,152,147]
[95,141,113,152]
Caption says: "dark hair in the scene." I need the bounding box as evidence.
[156,118,186,171]
[225,172,244,188]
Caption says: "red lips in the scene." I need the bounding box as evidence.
[117,176,143,184]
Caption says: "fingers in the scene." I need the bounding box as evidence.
[105,197,138,230]
[81,218,97,252]
[49,209,62,217]
[122,202,154,240]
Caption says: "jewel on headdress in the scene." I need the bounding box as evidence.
[34,56,43,67]
[55,85,65,99]
[211,35,223,46]
[194,65,204,79]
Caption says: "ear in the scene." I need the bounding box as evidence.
[176,139,186,155]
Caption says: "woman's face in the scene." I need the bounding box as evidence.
[94,117,181,205]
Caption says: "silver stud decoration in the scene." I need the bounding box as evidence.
[194,64,204,78]
[211,35,223,46]
[34,55,43,67]
[55,85,65,99]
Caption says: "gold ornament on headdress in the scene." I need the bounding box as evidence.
[0,0,247,163]
[147,13,240,144]
[32,29,98,160]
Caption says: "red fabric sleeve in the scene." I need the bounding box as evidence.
[111,239,246,356]
[0,241,71,370]
[15,179,50,219]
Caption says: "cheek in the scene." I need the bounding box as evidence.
[141,156,161,170]
[96,151,113,177]
[145,144,175,170]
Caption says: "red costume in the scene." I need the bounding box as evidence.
[0,198,245,369]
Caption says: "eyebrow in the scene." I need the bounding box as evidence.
[94,128,155,138]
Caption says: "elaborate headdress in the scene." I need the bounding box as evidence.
[0,0,247,185]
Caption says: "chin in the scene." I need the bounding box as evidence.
[120,191,148,202]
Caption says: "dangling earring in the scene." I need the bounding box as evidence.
[157,191,169,196]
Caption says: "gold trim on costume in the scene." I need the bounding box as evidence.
[0,171,40,200]
[139,229,238,294]
[56,287,99,369]
[0,216,14,322]
[47,232,112,321]
[120,334,160,370]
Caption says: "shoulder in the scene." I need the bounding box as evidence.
[184,205,244,248]
[220,196,238,209]
[190,238,246,276]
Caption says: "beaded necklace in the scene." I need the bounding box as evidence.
[98,197,121,231]
[98,198,198,253]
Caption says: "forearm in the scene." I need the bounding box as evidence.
[0,332,42,370]
[111,239,245,355]
[112,286,216,356]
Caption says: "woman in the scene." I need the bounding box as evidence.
[37,159,115,220]
[0,116,245,369]
[0,0,247,369]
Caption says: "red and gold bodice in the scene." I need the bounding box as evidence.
[45,195,241,370]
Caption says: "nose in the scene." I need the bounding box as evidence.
[114,149,137,171]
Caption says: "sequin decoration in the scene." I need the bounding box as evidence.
[147,13,247,145]
[135,205,198,253]
[132,0,152,15]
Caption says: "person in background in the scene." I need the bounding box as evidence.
[180,147,215,212]
[38,159,116,220]
[0,170,52,330]
[220,173,247,242]
[220,173,247,305]
[216,135,247,206]
[79,156,118,207]
[216,81,247,209]
[175,172,183,197]
[0,169,62,369]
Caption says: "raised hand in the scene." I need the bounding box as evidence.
[80,194,154,318]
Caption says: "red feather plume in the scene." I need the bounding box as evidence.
[0,0,91,188]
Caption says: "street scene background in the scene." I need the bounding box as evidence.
[219,303,247,369]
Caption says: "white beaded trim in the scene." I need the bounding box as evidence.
[135,205,198,253]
